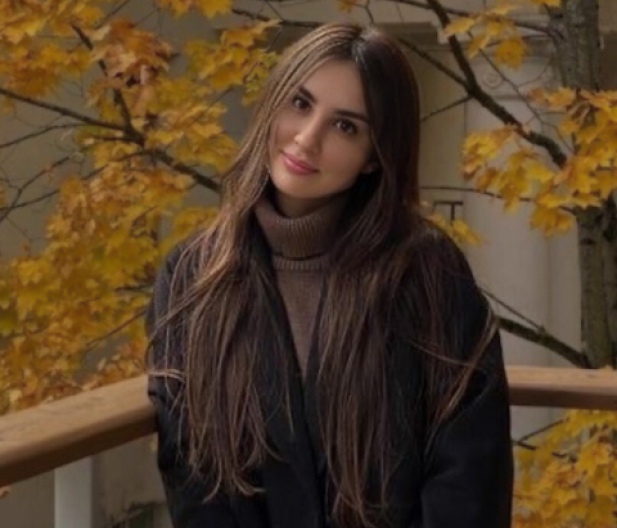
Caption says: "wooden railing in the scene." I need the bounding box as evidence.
[1,366,617,487]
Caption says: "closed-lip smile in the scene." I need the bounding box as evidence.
[282,152,318,173]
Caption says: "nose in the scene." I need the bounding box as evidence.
[293,115,322,153]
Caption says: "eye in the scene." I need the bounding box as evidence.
[335,119,358,136]
[291,94,310,112]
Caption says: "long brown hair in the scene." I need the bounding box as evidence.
[149,22,497,528]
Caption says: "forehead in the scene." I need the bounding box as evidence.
[301,59,367,113]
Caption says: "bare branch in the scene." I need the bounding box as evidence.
[477,48,544,124]
[421,95,471,122]
[479,286,589,367]
[392,0,552,34]
[517,419,564,444]
[0,85,126,133]
[82,309,146,355]
[499,315,590,368]
[361,0,376,24]
[231,8,317,28]
[0,156,72,224]
[96,0,134,28]
[421,184,535,205]
[399,37,467,86]
[482,287,543,330]
[0,124,85,150]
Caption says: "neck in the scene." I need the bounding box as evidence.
[274,191,344,219]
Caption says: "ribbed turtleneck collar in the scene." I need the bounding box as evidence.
[253,193,348,262]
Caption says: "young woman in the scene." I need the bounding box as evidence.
[147,22,513,528]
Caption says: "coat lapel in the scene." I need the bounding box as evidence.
[303,284,327,477]
[251,223,323,522]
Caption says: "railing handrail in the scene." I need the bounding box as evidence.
[1,366,617,487]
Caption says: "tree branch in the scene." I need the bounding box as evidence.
[0,83,220,193]
[71,24,134,130]
[0,156,72,225]
[149,148,220,193]
[421,95,471,122]
[478,287,589,367]
[231,8,318,28]
[96,0,134,28]
[499,316,590,368]
[82,309,146,355]
[423,0,569,169]
[0,151,151,224]
[399,37,467,86]
[517,419,564,444]
[421,184,536,204]
[392,0,552,34]
[0,124,85,150]
[477,48,544,125]
[0,86,126,133]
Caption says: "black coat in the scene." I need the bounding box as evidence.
[146,231,513,528]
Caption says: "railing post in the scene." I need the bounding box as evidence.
[54,457,102,528]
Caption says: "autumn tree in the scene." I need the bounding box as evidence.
[1,0,616,525]
[0,0,279,410]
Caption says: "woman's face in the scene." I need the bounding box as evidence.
[268,59,376,218]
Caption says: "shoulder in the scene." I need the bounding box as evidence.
[399,216,477,298]
[150,228,214,300]
[396,216,492,353]
[146,228,213,343]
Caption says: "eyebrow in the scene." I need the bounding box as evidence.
[298,87,370,124]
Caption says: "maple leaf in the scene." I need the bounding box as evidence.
[494,36,527,68]
[444,16,478,37]
[194,0,232,18]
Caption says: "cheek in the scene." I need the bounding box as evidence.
[270,111,298,146]
[326,140,372,176]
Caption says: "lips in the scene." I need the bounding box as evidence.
[281,152,318,176]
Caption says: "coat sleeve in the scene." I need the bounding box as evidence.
[146,244,238,528]
[418,278,513,528]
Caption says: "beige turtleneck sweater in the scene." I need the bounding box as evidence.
[253,194,347,378]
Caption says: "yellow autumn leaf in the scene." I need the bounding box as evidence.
[528,87,577,109]
[536,192,568,208]
[526,160,555,183]
[156,0,192,16]
[572,193,601,208]
[451,219,482,245]
[594,169,617,198]
[531,205,574,234]
[194,0,232,18]
[444,16,478,37]
[494,36,527,68]
[467,33,492,58]
[476,167,501,190]
[487,4,518,17]
[223,26,260,48]
[427,213,482,246]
